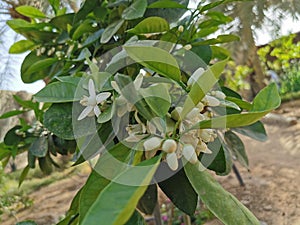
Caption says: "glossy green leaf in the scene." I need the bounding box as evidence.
[0,110,27,119]
[148,0,187,8]
[251,83,281,111]
[181,59,228,118]
[72,19,98,40]
[48,0,60,14]
[211,46,231,60]
[155,161,197,216]
[81,156,161,225]
[199,0,236,13]
[25,58,58,75]
[224,131,248,168]
[122,0,147,20]
[29,135,48,157]
[19,165,30,187]
[74,0,98,22]
[184,162,261,225]
[202,137,232,175]
[206,11,233,23]
[233,121,267,142]
[225,97,252,111]
[79,143,131,223]
[128,17,169,35]
[44,103,74,140]
[137,184,157,215]
[139,83,171,117]
[21,52,55,83]
[34,82,83,103]
[16,6,46,19]
[190,83,280,129]
[101,20,124,44]
[193,34,240,46]
[9,40,35,54]
[125,46,181,82]
[50,13,75,31]
[4,125,23,146]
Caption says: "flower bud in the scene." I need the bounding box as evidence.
[166,152,178,171]
[214,91,226,99]
[199,129,215,143]
[178,25,184,32]
[143,137,162,151]
[182,145,198,164]
[187,67,205,86]
[162,139,177,153]
[202,95,220,107]
[183,44,192,51]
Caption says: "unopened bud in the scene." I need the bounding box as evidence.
[178,25,184,32]
[143,137,162,151]
[183,44,192,51]
[182,145,198,164]
[162,139,177,153]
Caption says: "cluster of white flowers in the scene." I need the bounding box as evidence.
[77,73,226,171]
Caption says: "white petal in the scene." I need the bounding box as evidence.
[203,95,220,107]
[143,137,162,151]
[166,153,178,171]
[94,106,101,117]
[215,91,226,100]
[96,92,111,104]
[187,67,205,86]
[182,145,198,164]
[88,79,96,99]
[111,81,121,94]
[134,73,143,89]
[78,106,93,120]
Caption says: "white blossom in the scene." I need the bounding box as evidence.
[182,144,198,164]
[187,67,205,86]
[166,152,178,171]
[78,79,111,120]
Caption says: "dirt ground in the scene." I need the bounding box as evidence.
[2,100,300,225]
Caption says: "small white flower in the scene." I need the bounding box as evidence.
[182,144,198,164]
[187,67,205,86]
[211,90,226,100]
[196,141,213,154]
[78,79,111,120]
[202,95,220,107]
[162,139,177,153]
[199,129,216,143]
[143,136,163,151]
[166,152,178,171]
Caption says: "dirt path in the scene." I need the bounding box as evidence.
[2,100,300,225]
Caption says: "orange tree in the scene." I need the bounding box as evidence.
[0,0,280,224]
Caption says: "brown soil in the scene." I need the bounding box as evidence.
[2,100,300,225]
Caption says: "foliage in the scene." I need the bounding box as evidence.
[257,33,300,95]
[0,0,281,224]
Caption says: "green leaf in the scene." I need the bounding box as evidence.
[50,13,75,31]
[233,121,267,142]
[79,143,131,223]
[101,20,125,44]
[148,0,187,9]
[81,156,161,225]
[202,137,232,175]
[25,58,58,75]
[190,83,281,129]
[43,103,74,140]
[199,0,236,13]
[139,83,171,117]
[184,162,261,225]
[181,59,228,118]
[211,46,231,60]
[0,110,27,119]
[4,125,23,146]
[16,6,46,19]
[122,0,147,20]
[125,46,181,82]
[224,131,248,168]
[9,40,35,54]
[128,17,169,35]
[72,19,98,40]
[19,165,30,187]
[29,135,48,157]
[193,34,240,46]
[225,97,252,111]
[251,83,281,111]
[48,0,60,15]
[137,184,157,215]
[74,0,98,23]
[155,161,197,216]
[34,82,83,103]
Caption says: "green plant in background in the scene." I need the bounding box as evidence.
[0,0,281,224]
[257,33,300,97]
